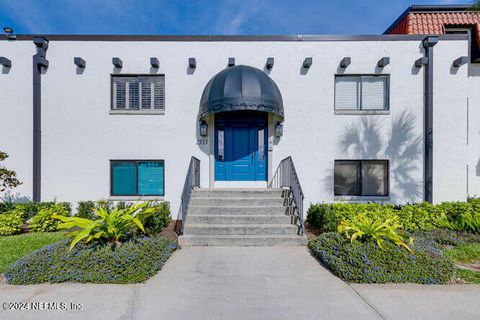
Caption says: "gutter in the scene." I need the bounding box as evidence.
[32,37,49,202]
[422,36,438,203]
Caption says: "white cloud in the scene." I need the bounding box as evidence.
[2,0,53,33]
[214,0,267,34]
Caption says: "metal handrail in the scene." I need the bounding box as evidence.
[178,156,200,235]
[268,156,305,235]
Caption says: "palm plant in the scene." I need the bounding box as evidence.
[338,215,413,252]
[438,212,480,233]
[53,201,155,250]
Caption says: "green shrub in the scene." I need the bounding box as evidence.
[75,201,96,220]
[309,232,454,284]
[396,202,440,231]
[308,203,396,232]
[0,201,72,221]
[0,209,25,236]
[29,204,69,232]
[5,236,177,284]
[338,215,412,252]
[0,202,15,213]
[137,201,171,236]
[307,200,480,233]
[54,202,153,249]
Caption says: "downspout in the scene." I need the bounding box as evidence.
[32,37,49,202]
[422,36,438,203]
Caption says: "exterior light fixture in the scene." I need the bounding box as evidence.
[189,57,196,69]
[228,57,235,67]
[377,57,390,68]
[415,57,428,68]
[0,57,11,68]
[150,57,159,68]
[199,122,208,137]
[3,27,16,40]
[302,57,313,69]
[275,123,283,137]
[112,57,123,68]
[453,56,468,68]
[74,57,86,68]
[340,57,351,68]
[265,57,274,70]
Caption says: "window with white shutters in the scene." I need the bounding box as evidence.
[335,75,389,111]
[112,75,165,111]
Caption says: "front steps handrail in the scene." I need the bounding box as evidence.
[269,156,305,235]
[179,156,200,234]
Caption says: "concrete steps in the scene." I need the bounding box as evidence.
[187,214,294,224]
[179,188,307,246]
[190,197,287,206]
[179,235,307,246]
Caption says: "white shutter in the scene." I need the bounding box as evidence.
[128,78,139,109]
[112,75,165,111]
[361,76,387,110]
[114,78,126,109]
[154,76,165,110]
[335,76,360,110]
[141,77,152,109]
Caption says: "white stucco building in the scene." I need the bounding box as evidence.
[0,6,479,229]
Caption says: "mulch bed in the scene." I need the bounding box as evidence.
[159,220,179,241]
[304,222,322,241]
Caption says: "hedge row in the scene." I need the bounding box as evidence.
[307,198,480,233]
[5,237,178,284]
[309,232,454,284]
[0,200,171,236]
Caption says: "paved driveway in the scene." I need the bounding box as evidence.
[0,246,479,320]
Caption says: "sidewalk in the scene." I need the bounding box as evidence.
[0,246,478,320]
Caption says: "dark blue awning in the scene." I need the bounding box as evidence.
[199,65,284,120]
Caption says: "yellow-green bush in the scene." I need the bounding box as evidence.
[307,199,480,233]
[30,205,69,232]
[0,209,25,236]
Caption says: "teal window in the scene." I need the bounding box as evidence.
[111,160,165,196]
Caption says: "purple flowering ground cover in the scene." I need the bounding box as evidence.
[5,237,178,285]
[309,232,454,284]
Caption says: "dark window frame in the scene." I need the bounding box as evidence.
[444,25,480,63]
[334,159,389,196]
[110,159,165,196]
[110,74,165,111]
[334,74,390,111]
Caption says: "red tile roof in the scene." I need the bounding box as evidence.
[387,10,480,51]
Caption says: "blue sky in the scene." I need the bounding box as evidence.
[0,0,473,35]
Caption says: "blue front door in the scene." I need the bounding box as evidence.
[215,114,267,181]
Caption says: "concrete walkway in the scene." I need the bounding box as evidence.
[0,247,479,320]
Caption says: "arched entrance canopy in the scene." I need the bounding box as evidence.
[199,65,284,120]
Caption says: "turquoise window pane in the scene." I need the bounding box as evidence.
[138,161,164,196]
[112,162,136,195]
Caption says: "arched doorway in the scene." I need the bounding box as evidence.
[199,65,284,187]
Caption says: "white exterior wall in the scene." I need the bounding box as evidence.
[433,40,470,203]
[0,37,476,217]
[467,62,480,198]
[0,41,32,201]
